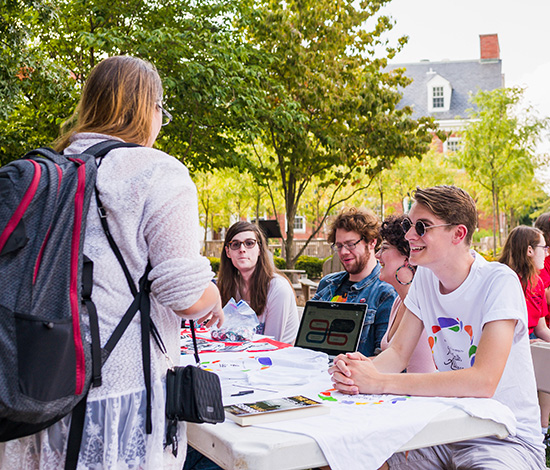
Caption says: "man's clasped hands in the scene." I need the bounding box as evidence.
[329,352,385,395]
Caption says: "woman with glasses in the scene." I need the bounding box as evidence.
[0,56,224,470]
[184,224,300,470]
[500,225,550,447]
[534,212,550,307]
[499,226,550,341]
[217,221,299,344]
[375,215,436,372]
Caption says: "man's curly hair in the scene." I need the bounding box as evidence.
[380,214,410,258]
[327,207,381,246]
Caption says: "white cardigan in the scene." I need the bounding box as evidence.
[0,133,213,470]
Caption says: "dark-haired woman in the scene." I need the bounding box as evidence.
[500,225,550,445]
[499,226,550,341]
[218,221,299,344]
[0,56,223,469]
[376,215,436,372]
[535,212,550,310]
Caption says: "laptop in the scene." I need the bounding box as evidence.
[294,300,367,359]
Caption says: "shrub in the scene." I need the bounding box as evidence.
[473,228,493,243]
[273,256,286,270]
[208,257,220,274]
[296,255,324,280]
[478,249,502,262]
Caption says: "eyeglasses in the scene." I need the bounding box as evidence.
[227,239,258,251]
[331,237,364,252]
[401,217,454,237]
[157,103,173,126]
[533,245,549,253]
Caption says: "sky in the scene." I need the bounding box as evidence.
[377,0,550,153]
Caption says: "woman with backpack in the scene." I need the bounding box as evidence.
[0,56,223,469]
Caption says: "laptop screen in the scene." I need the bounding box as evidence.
[294,300,367,357]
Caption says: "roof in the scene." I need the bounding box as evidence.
[386,59,503,120]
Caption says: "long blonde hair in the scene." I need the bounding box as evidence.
[55,56,162,150]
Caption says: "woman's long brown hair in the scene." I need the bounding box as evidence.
[55,56,163,150]
[217,221,275,316]
[499,225,543,291]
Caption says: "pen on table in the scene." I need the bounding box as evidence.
[231,390,255,397]
[232,384,278,393]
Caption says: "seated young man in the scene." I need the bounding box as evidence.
[329,185,546,469]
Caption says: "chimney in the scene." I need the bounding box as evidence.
[480,34,500,60]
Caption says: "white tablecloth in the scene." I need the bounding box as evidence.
[181,347,516,470]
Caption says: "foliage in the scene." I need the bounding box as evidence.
[195,168,271,248]
[453,87,550,254]
[233,0,439,267]
[349,147,469,219]
[295,256,324,280]
[0,0,263,171]
[273,256,286,270]
[208,256,220,274]
[472,228,493,243]
[476,250,499,262]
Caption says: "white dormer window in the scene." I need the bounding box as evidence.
[427,74,452,113]
[432,86,444,108]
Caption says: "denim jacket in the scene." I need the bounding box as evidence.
[312,263,397,356]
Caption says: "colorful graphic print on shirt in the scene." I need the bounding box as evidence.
[428,317,476,369]
[330,293,348,302]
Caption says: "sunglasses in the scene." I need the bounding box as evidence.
[401,217,454,237]
[227,239,258,251]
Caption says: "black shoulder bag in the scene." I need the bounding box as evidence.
[162,320,225,457]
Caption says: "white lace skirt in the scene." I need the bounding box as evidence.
[0,381,187,470]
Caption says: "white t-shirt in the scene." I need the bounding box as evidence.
[405,251,542,447]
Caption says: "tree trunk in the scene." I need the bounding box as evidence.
[380,188,384,220]
[203,204,209,257]
[496,192,502,248]
[491,183,497,257]
[284,195,298,269]
[285,213,296,269]
[255,192,261,224]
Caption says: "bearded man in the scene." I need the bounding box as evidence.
[313,207,396,356]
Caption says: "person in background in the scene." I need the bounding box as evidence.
[0,56,223,469]
[534,212,550,309]
[330,186,545,469]
[499,225,550,446]
[217,221,299,344]
[376,215,436,372]
[313,207,396,357]
[184,221,300,470]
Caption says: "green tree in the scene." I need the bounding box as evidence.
[235,0,438,267]
[0,0,262,171]
[453,87,549,254]
[195,168,269,254]
[359,147,466,219]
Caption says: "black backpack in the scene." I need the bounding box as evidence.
[0,140,156,469]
